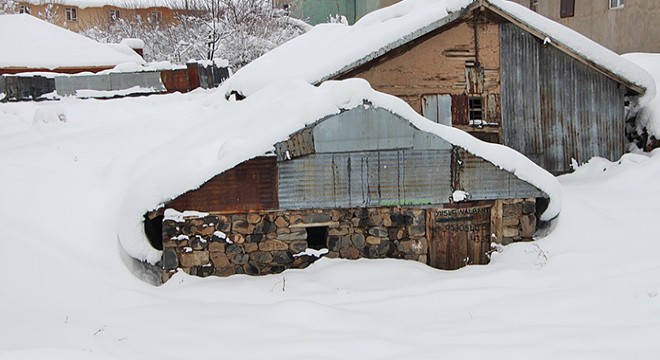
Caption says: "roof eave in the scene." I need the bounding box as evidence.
[483,1,646,95]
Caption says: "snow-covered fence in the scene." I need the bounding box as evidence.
[0,75,55,101]
[54,72,166,97]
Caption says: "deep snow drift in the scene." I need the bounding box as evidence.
[1,87,660,359]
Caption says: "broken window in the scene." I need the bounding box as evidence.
[19,5,30,14]
[609,0,624,9]
[65,7,77,22]
[468,97,484,126]
[109,9,120,22]
[560,0,574,18]
[306,226,328,250]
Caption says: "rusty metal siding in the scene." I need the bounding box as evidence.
[454,149,545,200]
[278,150,452,209]
[500,23,625,175]
[167,157,278,213]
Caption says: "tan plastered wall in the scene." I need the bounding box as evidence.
[349,19,500,117]
[509,0,660,54]
[17,2,181,32]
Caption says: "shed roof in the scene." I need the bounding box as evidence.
[224,0,652,98]
[0,14,144,71]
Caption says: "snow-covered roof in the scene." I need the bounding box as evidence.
[23,0,193,10]
[117,78,561,263]
[0,14,144,70]
[225,0,652,98]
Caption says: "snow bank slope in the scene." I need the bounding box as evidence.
[0,89,659,359]
[0,14,143,70]
[622,53,660,138]
[116,78,560,264]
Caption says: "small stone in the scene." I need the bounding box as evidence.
[197,265,214,277]
[503,226,519,238]
[351,233,365,248]
[328,227,349,236]
[522,200,536,215]
[190,218,205,227]
[225,244,243,254]
[304,213,331,224]
[162,270,176,283]
[339,246,360,260]
[254,220,276,234]
[248,251,272,265]
[190,236,208,250]
[214,266,235,277]
[288,214,303,225]
[272,250,294,265]
[289,240,308,253]
[232,220,250,234]
[208,242,225,252]
[274,216,289,228]
[244,263,260,275]
[270,265,286,274]
[197,226,215,237]
[366,236,381,245]
[368,214,383,227]
[503,203,523,218]
[210,252,230,268]
[418,255,427,263]
[366,245,380,258]
[234,265,245,275]
[381,214,392,227]
[179,251,209,267]
[378,240,395,257]
[231,253,249,264]
[327,236,341,251]
[244,242,259,253]
[277,227,291,234]
[408,224,425,237]
[162,248,178,270]
[368,227,388,237]
[259,240,289,251]
[520,214,536,238]
[247,213,262,224]
[231,233,245,244]
[503,216,520,227]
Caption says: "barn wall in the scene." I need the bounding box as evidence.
[500,23,625,174]
[340,18,501,139]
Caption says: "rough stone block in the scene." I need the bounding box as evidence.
[503,216,520,227]
[231,233,245,244]
[247,213,261,224]
[225,244,243,254]
[274,216,288,228]
[339,246,361,259]
[162,248,178,270]
[197,265,214,277]
[351,233,365,248]
[180,251,209,267]
[231,253,249,264]
[368,227,388,238]
[520,214,536,238]
[208,242,226,252]
[246,234,262,243]
[276,228,307,241]
[328,226,349,236]
[232,220,250,234]
[522,200,536,215]
[250,251,273,264]
[408,224,425,237]
[162,270,176,283]
[272,251,294,265]
[210,252,230,268]
[254,220,276,234]
[304,213,331,223]
[190,236,208,250]
[289,240,308,253]
[214,266,235,277]
[366,236,381,245]
[259,240,289,251]
[244,242,259,253]
[503,226,519,238]
[503,203,523,218]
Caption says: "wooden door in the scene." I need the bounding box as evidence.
[429,204,492,270]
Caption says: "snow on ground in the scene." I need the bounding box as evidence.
[623,53,660,138]
[1,86,660,359]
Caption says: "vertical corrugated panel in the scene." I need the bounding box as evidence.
[456,149,544,200]
[500,23,624,175]
[167,157,278,212]
[422,94,453,126]
[278,150,452,209]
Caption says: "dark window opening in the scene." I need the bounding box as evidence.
[560,0,574,18]
[529,0,538,12]
[468,97,484,123]
[144,214,164,250]
[306,226,328,250]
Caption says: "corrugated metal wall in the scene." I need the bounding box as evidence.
[500,23,625,174]
[278,150,453,209]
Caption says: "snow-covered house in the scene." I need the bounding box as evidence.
[140,79,561,282]
[0,14,143,75]
[224,0,653,175]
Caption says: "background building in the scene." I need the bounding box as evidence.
[507,0,660,53]
[274,0,400,24]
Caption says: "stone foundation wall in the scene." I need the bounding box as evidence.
[161,199,538,282]
[501,198,536,244]
[162,207,428,283]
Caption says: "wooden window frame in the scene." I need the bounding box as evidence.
[65,7,77,22]
[468,96,484,125]
[560,0,574,18]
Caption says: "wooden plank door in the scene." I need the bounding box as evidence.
[429,204,492,270]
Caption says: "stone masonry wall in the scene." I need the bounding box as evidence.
[501,198,536,245]
[161,207,428,283]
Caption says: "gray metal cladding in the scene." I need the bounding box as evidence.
[500,23,625,175]
[455,150,545,200]
[312,106,452,153]
[278,150,453,209]
[55,72,165,96]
